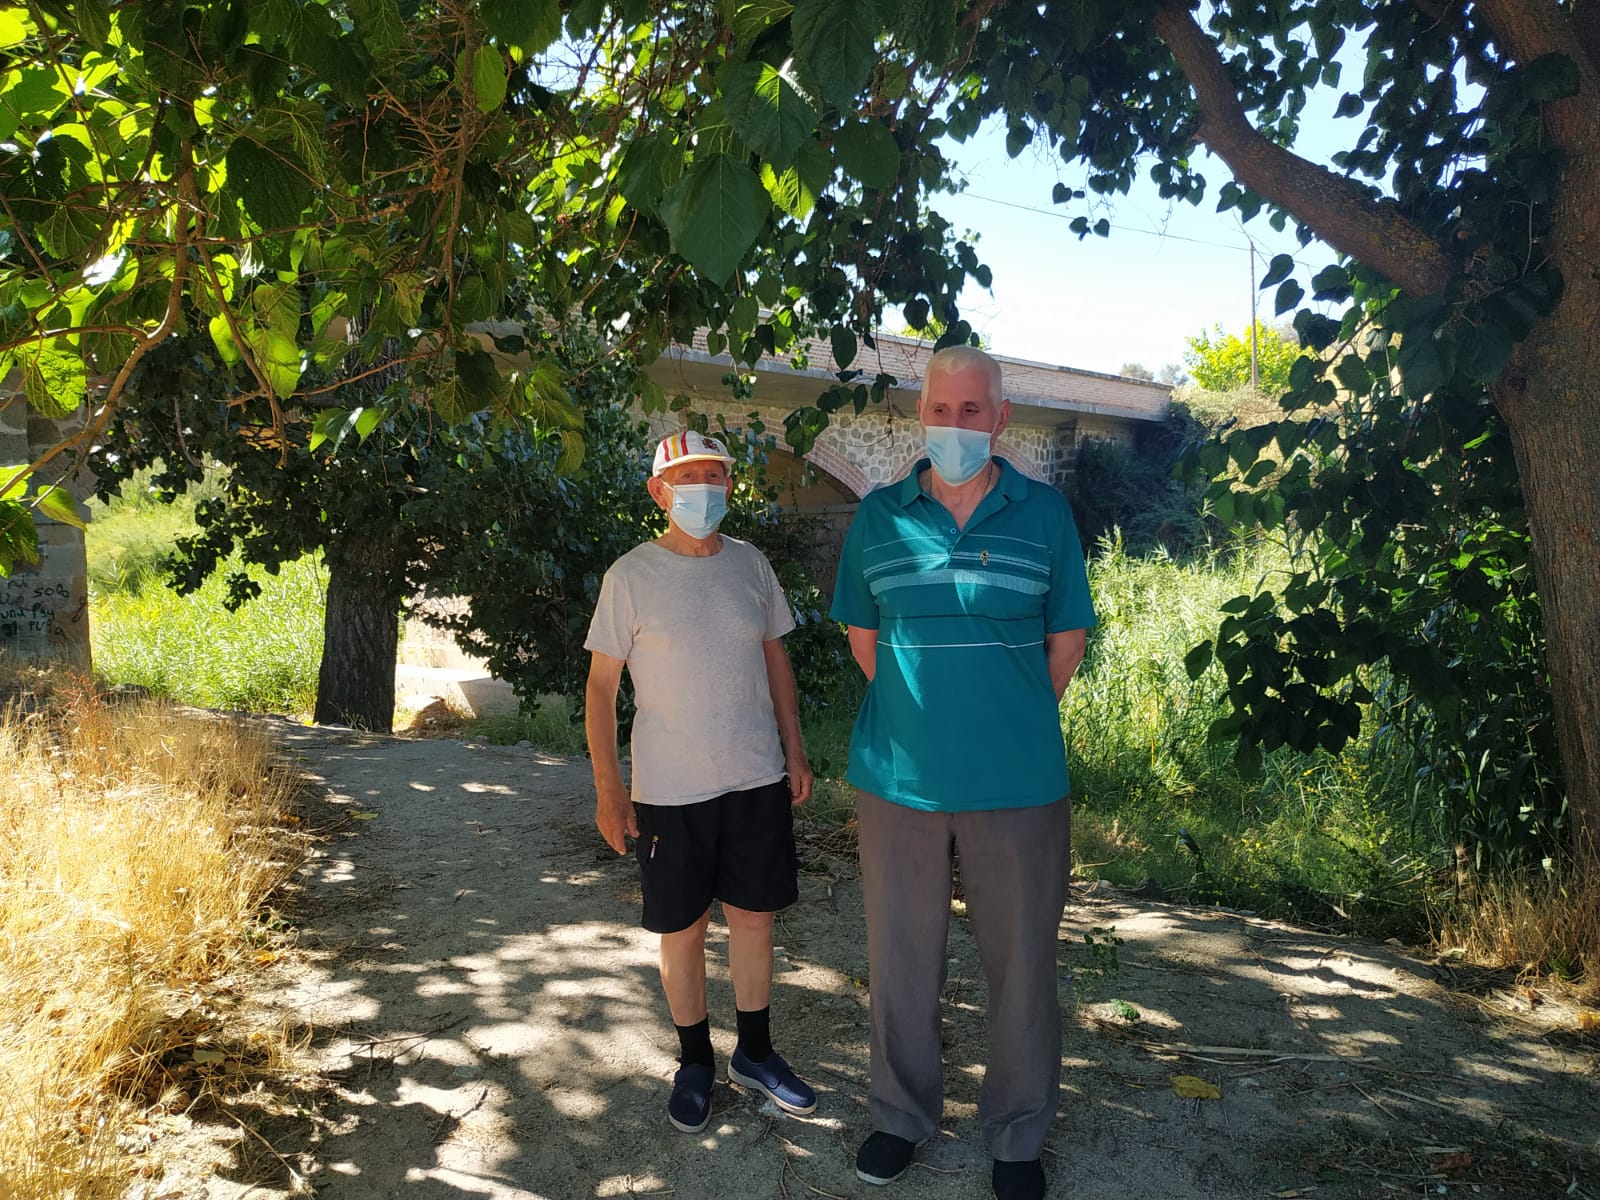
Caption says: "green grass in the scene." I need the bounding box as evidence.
[468,695,590,756]
[1065,535,1432,935]
[87,476,326,716]
[90,556,326,716]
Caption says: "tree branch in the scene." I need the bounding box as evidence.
[1150,2,1458,298]
[23,168,194,485]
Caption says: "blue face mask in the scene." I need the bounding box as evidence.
[667,482,728,539]
[923,425,994,485]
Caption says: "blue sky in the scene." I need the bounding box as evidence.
[930,82,1356,377]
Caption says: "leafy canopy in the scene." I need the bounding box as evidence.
[1184,323,1312,396]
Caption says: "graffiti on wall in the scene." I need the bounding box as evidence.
[1,576,74,654]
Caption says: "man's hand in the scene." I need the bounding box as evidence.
[595,780,637,855]
[787,755,814,807]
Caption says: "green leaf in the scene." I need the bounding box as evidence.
[721,61,816,168]
[245,327,302,399]
[792,0,878,111]
[1333,353,1371,395]
[0,500,42,576]
[1274,279,1304,315]
[1184,640,1213,680]
[891,0,955,61]
[482,0,561,51]
[1395,332,1446,398]
[1457,321,1513,384]
[458,45,507,113]
[727,0,793,46]
[556,429,585,474]
[833,118,899,190]
[36,202,102,260]
[458,347,505,410]
[0,8,34,48]
[432,377,473,424]
[659,153,770,284]
[308,407,353,454]
[351,0,404,54]
[1522,52,1580,102]
[208,312,243,365]
[616,135,685,216]
[7,65,71,120]
[760,160,817,218]
[1260,253,1294,289]
[830,324,857,369]
[74,0,111,49]
[20,340,86,419]
[226,137,311,231]
[354,403,392,441]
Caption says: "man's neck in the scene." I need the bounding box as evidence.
[922,459,998,514]
[656,527,724,557]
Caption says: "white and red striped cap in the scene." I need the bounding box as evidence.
[652,429,735,477]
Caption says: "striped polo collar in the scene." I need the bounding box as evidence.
[895,456,1028,507]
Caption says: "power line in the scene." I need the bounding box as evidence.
[958,189,1252,251]
[958,189,1335,269]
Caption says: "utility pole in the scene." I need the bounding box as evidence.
[1248,243,1260,395]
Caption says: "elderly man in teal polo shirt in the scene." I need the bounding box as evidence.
[831,345,1095,1200]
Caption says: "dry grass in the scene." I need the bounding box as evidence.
[1432,866,1600,1000]
[0,664,304,1200]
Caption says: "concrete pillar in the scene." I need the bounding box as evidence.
[2,390,92,667]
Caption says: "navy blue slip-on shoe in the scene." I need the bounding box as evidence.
[668,1061,715,1133]
[855,1131,916,1185]
[726,1047,817,1115]
[992,1157,1046,1200]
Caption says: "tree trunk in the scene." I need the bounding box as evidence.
[314,532,403,731]
[1497,269,1600,873]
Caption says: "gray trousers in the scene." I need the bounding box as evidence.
[856,790,1072,1161]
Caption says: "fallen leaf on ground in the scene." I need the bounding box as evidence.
[1424,1147,1472,1174]
[1578,1010,1600,1031]
[1169,1074,1221,1100]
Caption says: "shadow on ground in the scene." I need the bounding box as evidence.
[177,721,1598,1200]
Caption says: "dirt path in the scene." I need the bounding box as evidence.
[175,720,1598,1200]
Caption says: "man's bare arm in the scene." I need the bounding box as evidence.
[584,651,636,854]
[846,625,877,681]
[1045,629,1088,701]
[763,638,814,806]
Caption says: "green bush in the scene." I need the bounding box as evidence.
[84,467,227,596]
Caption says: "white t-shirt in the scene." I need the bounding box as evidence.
[584,536,796,806]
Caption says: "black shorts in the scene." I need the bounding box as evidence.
[634,779,799,934]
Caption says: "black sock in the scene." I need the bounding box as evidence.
[735,1006,772,1063]
[675,1018,714,1069]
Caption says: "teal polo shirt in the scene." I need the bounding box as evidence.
[830,457,1097,812]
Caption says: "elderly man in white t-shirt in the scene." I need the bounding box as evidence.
[584,430,817,1135]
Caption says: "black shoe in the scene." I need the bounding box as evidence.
[855,1131,916,1185]
[668,1061,715,1133]
[728,1047,818,1114]
[992,1158,1046,1200]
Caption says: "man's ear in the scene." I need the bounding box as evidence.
[994,399,1012,439]
[646,476,670,510]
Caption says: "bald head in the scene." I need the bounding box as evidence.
[920,345,1003,410]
